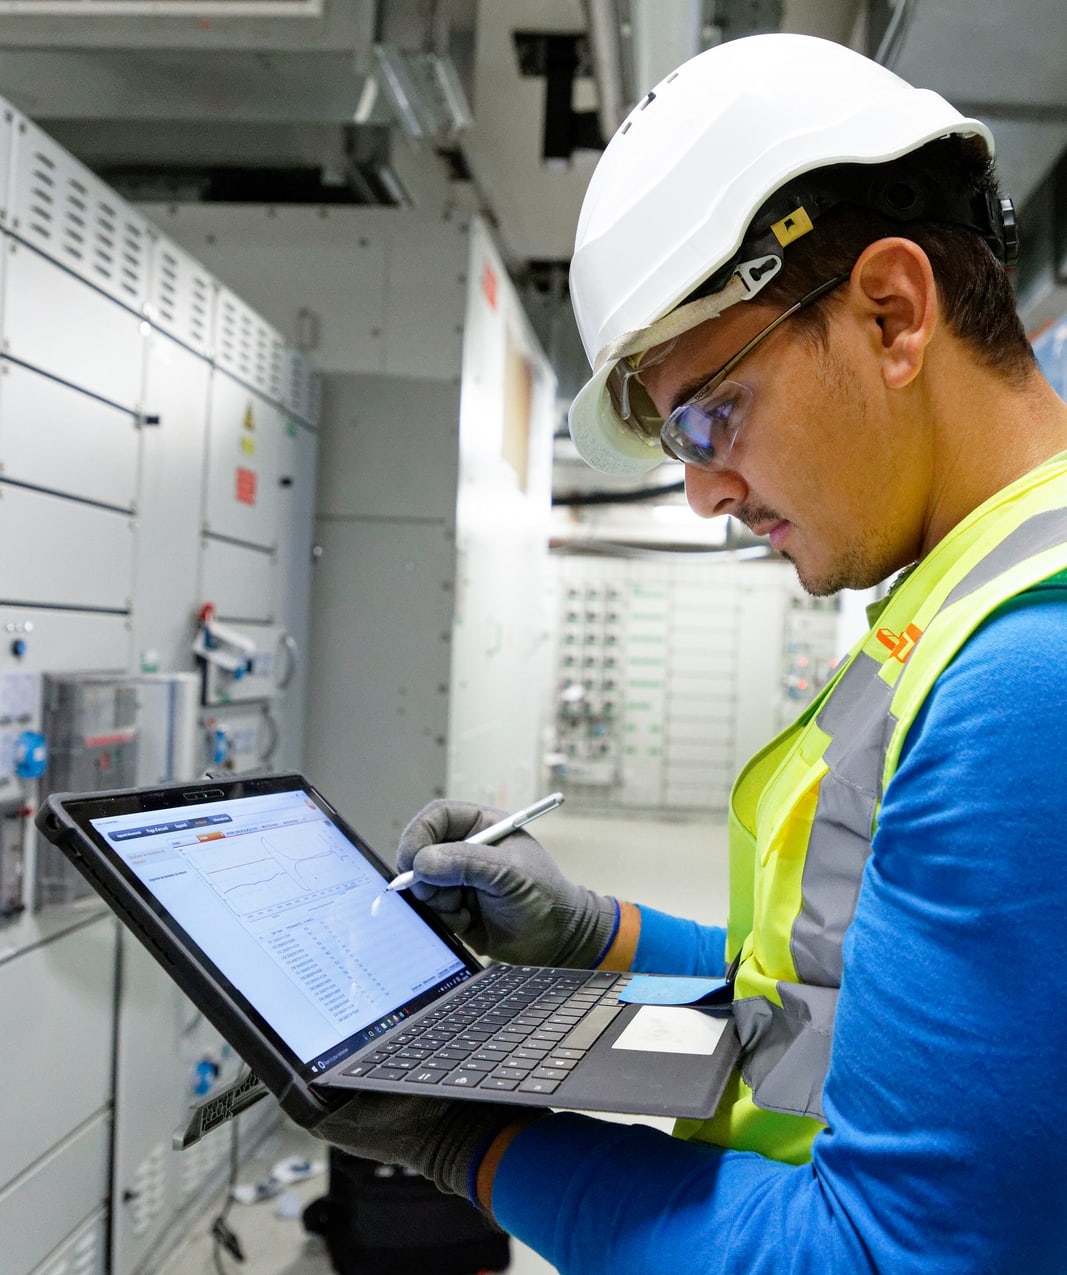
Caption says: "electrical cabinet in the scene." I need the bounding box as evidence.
[143,230,213,361]
[30,1208,107,1275]
[133,327,211,674]
[272,420,318,770]
[7,112,150,316]
[0,916,116,1191]
[203,372,285,552]
[303,215,554,855]
[0,93,319,1275]
[0,1114,111,1275]
[2,241,145,409]
[111,931,256,1275]
[307,511,458,855]
[0,360,138,509]
[0,485,134,612]
[0,608,132,680]
[199,536,277,624]
[0,914,115,1275]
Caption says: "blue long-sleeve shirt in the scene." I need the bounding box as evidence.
[492,588,1067,1272]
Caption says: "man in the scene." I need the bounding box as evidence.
[315,33,1067,1272]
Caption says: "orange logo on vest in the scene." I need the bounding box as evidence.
[876,623,923,663]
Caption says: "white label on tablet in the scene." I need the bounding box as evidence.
[611,1006,729,1055]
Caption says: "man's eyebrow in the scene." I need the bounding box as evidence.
[667,367,717,415]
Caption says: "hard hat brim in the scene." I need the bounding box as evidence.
[568,362,669,476]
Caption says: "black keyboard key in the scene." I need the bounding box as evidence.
[369,1067,410,1082]
[442,1071,482,1089]
[489,1031,529,1046]
[482,1078,519,1091]
[392,1047,433,1062]
[406,1068,450,1085]
[519,1077,561,1095]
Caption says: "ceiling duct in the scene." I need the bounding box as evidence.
[0,0,477,206]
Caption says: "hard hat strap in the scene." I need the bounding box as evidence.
[683,159,1018,319]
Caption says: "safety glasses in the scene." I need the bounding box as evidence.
[608,272,850,469]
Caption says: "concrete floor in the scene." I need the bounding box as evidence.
[154,808,730,1275]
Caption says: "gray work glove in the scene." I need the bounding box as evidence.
[396,799,619,968]
[310,1090,540,1200]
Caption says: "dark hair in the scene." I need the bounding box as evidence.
[755,136,1036,384]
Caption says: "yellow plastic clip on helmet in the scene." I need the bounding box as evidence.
[567,33,997,476]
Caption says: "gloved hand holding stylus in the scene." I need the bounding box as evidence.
[395,798,620,968]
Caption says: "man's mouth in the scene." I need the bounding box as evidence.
[745,516,792,549]
[767,521,791,550]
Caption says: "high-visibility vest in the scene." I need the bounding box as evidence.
[676,455,1067,1165]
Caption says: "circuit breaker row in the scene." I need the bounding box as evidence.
[549,555,849,817]
[551,559,741,812]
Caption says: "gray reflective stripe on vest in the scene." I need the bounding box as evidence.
[735,504,1067,1124]
[735,653,890,1121]
[942,508,1067,609]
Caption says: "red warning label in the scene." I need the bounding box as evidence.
[236,466,257,506]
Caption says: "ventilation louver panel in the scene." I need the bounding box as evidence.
[33,1209,107,1275]
[126,1142,168,1237]
[146,235,215,356]
[286,348,309,419]
[216,286,286,402]
[11,117,149,312]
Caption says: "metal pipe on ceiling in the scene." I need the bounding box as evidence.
[583,0,630,142]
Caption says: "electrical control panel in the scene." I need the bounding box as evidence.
[198,620,294,707]
[777,593,842,729]
[0,672,41,922]
[548,556,846,815]
[554,581,622,788]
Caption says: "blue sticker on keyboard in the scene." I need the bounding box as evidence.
[619,975,731,1007]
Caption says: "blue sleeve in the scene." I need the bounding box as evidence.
[492,591,1067,1274]
[633,906,727,977]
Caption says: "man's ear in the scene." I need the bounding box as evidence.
[849,238,938,389]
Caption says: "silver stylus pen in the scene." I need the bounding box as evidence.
[383,791,565,893]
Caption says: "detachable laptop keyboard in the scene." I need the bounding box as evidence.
[342,965,630,1097]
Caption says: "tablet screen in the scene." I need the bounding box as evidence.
[89,786,470,1073]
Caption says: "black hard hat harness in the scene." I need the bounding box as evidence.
[685,155,1019,309]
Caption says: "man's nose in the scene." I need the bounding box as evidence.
[684,463,747,519]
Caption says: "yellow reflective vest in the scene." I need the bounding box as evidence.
[677,455,1067,1165]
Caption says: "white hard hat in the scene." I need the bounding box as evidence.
[568,33,997,475]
